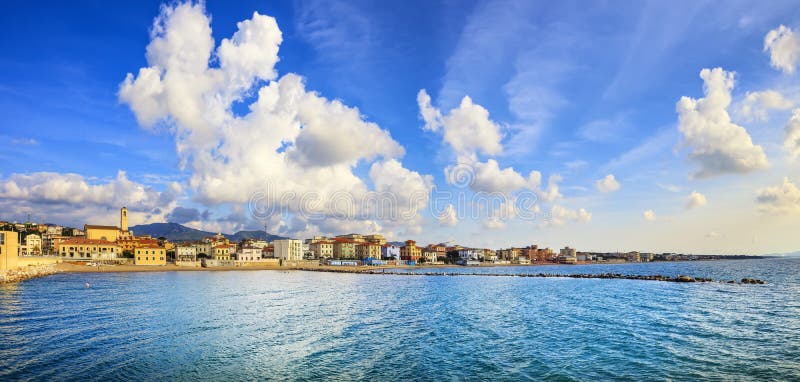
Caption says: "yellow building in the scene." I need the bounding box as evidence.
[85,224,120,242]
[56,238,120,259]
[364,234,386,245]
[0,230,20,271]
[400,240,422,262]
[212,244,234,260]
[356,242,381,259]
[309,240,334,258]
[84,207,134,242]
[134,246,166,265]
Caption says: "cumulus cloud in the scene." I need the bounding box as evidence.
[438,204,458,226]
[417,89,502,157]
[737,90,793,122]
[676,68,768,179]
[595,174,621,193]
[785,109,800,160]
[548,205,591,226]
[0,171,178,226]
[643,210,657,221]
[119,3,426,235]
[686,191,707,209]
[756,177,800,214]
[764,25,800,74]
[470,159,541,194]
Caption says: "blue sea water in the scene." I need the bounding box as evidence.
[0,258,798,381]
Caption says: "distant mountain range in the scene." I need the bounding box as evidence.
[130,222,287,242]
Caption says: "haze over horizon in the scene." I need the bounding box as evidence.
[2,0,800,255]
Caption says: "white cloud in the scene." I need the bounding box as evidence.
[595,174,621,193]
[686,191,707,209]
[470,159,540,194]
[737,90,793,122]
[676,68,768,179]
[756,177,800,214]
[0,171,176,211]
[417,89,503,157]
[438,204,458,226]
[549,205,591,226]
[785,109,800,160]
[538,174,563,203]
[416,89,442,132]
[118,3,425,235]
[657,183,682,193]
[483,216,506,230]
[764,25,800,74]
[368,159,433,224]
[0,171,178,227]
[643,210,657,221]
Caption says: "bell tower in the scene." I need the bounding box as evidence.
[121,207,128,232]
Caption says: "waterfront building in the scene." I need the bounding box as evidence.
[309,240,334,259]
[212,244,234,261]
[483,249,498,262]
[175,245,197,262]
[0,230,19,271]
[626,251,641,262]
[273,239,303,261]
[559,247,578,264]
[134,246,166,265]
[333,239,356,259]
[356,242,381,259]
[381,244,400,260]
[422,250,438,263]
[235,246,262,261]
[400,240,422,262]
[56,238,120,259]
[457,249,482,261]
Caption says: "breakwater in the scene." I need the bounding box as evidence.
[0,264,60,283]
[299,267,766,284]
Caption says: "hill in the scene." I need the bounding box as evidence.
[129,222,287,242]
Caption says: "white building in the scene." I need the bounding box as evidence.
[236,246,262,261]
[23,234,42,255]
[381,244,400,260]
[175,245,197,262]
[273,239,303,261]
[422,251,438,263]
[458,249,482,261]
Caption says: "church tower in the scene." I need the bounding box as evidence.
[121,207,129,232]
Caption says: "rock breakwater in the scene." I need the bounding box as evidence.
[298,268,765,284]
[0,265,60,283]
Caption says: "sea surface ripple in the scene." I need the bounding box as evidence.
[0,258,798,381]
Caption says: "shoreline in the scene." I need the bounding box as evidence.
[41,260,769,285]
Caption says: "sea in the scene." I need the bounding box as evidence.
[0,257,798,381]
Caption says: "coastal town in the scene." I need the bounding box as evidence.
[1,207,752,277]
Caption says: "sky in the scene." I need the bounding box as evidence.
[1,0,800,255]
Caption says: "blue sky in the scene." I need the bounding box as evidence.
[2,0,800,254]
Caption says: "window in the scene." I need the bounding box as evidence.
[0,232,4,244]
[137,257,140,260]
